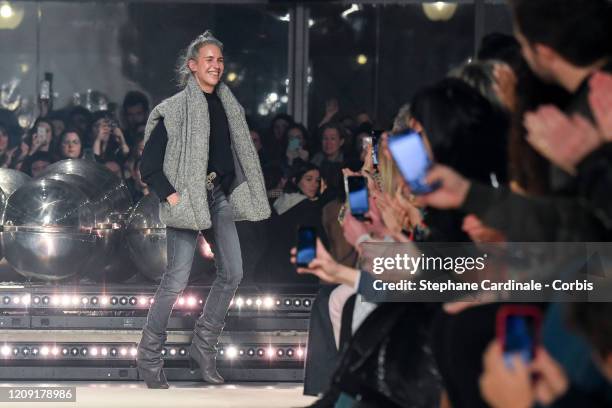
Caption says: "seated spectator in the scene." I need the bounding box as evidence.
[311,123,346,167]
[21,151,53,178]
[67,106,93,138]
[264,113,294,163]
[256,161,326,284]
[121,90,150,145]
[26,118,55,157]
[89,111,130,165]
[57,128,85,160]
[284,123,311,169]
[250,128,271,166]
[46,110,67,139]
[0,123,21,168]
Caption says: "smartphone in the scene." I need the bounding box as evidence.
[496,305,542,368]
[37,126,48,142]
[371,130,382,166]
[296,226,317,267]
[345,176,369,220]
[388,130,438,195]
[287,137,301,151]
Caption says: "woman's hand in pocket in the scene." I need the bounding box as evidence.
[167,192,180,207]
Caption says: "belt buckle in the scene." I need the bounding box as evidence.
[206,172,217,191]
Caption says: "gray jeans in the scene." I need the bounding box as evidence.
[145,185,243,336]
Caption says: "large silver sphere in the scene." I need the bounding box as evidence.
[0,170,31,267]
[126,193,166,281]
[0,168,31,196]
[39,160,136,283]
[40,159,133,223]
[3,179,99,281]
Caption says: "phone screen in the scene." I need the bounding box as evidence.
[503,315,537,366]
[37,126,48,141]
[388,130,436,195]
[296,226,316,267]
[346,176,369,220]
[288,137,301,151]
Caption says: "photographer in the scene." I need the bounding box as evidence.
[90,112,130,165]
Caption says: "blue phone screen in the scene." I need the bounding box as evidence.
[296,227,316,266]
[347,177,368,217]
[388,131,436,194]
[504,316,534,367]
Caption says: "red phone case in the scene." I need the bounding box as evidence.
[496,305,542,359]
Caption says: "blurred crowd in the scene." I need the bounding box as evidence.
[1,0,611,406]
[286,1,612,408]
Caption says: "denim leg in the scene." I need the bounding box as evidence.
[198,186,243,331]
[145,227,198,336]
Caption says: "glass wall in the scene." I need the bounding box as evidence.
[0,1,515,133]
[307,1,514,130]
[1,1,289,130]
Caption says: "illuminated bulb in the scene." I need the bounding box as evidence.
[81,297,89,305]
[422,2,458,21]
[120,348,128,356]
[71,296,79,305]
[52,296,60,306]
[357,54,368,65]
[226,346,238,359]
[13,296,19,304]
[62,348,69,356]
[101,348,108,356]
[100,297,109,306]
[297,348,305,358]
[264,297,274,309]
[61,296,70,306]
[178,297,185,306]
[1,346,10,356]
[52,347,59,356]
[41,346,49,356]
[90,347,98,356]
[235,298,244,307]
[226,72,237,82]
[187,297,196,307]
[130,347,137,357]
[266,347,274,358]
[255,298,262,307]
[0,4,14,19]
[169,348,176,356]
[246,298,253,307]
[139,297,147,306]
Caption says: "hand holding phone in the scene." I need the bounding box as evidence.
[344,176,369,220]
[388,130,439,195]
[496,305,542,369]
[296,226,317,267]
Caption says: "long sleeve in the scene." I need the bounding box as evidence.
[460,182,606,241]
[139,119,176,202]
[576,144,612,229]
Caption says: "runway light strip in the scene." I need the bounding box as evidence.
[3,293,313,311]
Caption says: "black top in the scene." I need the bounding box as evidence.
[140,90,236,202]
[140,118,176,201]
[204,90,235,194]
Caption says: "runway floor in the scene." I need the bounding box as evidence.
[0,382,317,408]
